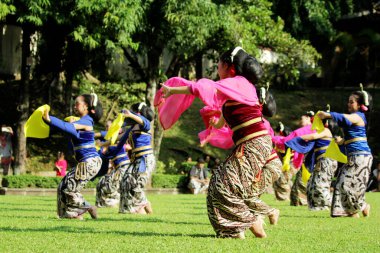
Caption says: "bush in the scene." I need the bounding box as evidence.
[154,160,166,174]
[151,174,188,188]
[178,161,197,174]
[1,175,99,188]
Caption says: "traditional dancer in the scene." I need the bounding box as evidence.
[157,47,281,238]
[95,133,131,208]
[275,111,315,206]
[286,111,338,211]
[318,89,373,217]
[272,122,293,201]
[119,102,155,214]
[42,93,103,220]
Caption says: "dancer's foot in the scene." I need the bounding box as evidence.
[144,201,153,214]
[362,204,370,217]
[268,209,280,225]
[88,206,98,219]
[249,216,267,238]
[232,231,245,239]
[348,213,360,218]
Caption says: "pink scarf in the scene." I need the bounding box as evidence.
[154,76,259,149]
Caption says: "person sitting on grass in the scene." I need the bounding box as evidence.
[188,157,209,194]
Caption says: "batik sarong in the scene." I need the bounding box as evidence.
[119,154,155,213]
[96,162,130,207]
[57,156,102,218]
[307,157,337,210]
[331,154,372,217]
[290,168,307,206]
[207,135,275,238]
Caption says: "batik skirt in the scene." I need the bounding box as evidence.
[96,161,130,207]
[57,156,102,218]
[331,154,372,217]
[119,154,156,214]
[307,157,337,211]
[290,168,307,206]
[207,135,278,238]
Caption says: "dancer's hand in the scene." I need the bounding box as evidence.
[317,111,330,120]
[123,109,133,118]
[42,107,51,123]
[162,84,172,98]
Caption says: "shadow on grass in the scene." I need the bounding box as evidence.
[0,207,53,212]
[96,216,209,226]
[0,226,214,238]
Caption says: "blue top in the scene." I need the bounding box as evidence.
[330,111,371,155]
[127,113,153,173]
[49,115,99,162]
[285,136,331,172]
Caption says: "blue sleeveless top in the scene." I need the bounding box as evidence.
[331,111,371,155]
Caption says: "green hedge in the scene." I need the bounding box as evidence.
[151,174,188,188]
[1,174,187,189]
[1,175,99,189]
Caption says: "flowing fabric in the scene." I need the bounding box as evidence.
[311,112,324,133]
[273,125,315,169]
[325,139,347,164]
[24,104,50,138]
[105,113,125,145]
[155,76,259,149]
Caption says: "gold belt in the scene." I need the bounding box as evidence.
[344,137,367,145]
[232,117,262,132]
[132,145,153,153]
[235,130,269,146]
[115,160,130,169]
[73,144,95,151]
[111,153,128,162]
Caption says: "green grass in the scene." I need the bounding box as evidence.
[0,193,379,252]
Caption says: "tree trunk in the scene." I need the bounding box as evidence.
[14,27,32,175]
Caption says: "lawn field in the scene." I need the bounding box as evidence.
[0,193,379,253]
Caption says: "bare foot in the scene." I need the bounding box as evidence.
[268,209,280,225]
[362,204,370,217]
[144,201,153,214]
[88,206,98,219]
[348,213,360,218]
[232,231,245,239]
[136,207,147,214]
[249,216,267,238]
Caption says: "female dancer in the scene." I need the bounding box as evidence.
[95,136,131,208]
[119,103,156,214]
[318,90,373,217]
[286,115,338,211]
[43,93,103,220]
[158,47,281,238]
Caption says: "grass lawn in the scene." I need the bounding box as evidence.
[0,193,379,252]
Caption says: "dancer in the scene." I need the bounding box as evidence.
[272,122,293,201]
[276,111,315,206]
[318,89,373,217]
[42,93,103,220]
[119,102,155,214]
[95,131,131,208]
[286,112,338,211]
[157,47,281,238]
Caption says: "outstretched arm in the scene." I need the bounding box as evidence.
[162,84,191,98]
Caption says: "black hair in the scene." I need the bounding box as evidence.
[302,111,315,118]
[81,94,103,122]
[259,89,277,117]
[351,91,373,112]
[131,102,155,122]
[219,48,263,84]
[275,122,292,137]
